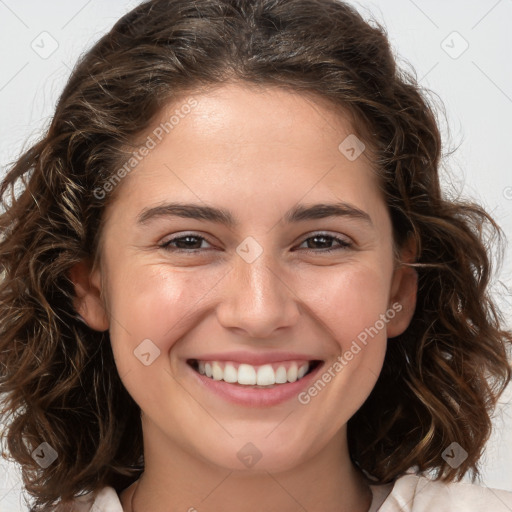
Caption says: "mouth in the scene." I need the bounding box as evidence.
[186,358,323,388]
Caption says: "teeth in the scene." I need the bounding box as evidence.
[256,364,275,386]
[238,364,256,385]
[195,360,312,386]
[287,363,298,383]
[297,364,309,379]
[211,362,223,380]
[223,363,238,383]
[275,366,288,383]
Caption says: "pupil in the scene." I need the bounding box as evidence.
[178,236,199,248]
[311,235,329,248]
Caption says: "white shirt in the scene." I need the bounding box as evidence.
[62,473,512,511]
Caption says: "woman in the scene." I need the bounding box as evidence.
[0,1,511,510]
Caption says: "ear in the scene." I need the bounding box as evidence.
[68,259,109,332]
[386,234,418,338]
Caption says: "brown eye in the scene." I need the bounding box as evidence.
[159,234,212,252]
[158,232,352,255]
[296,233,352,254]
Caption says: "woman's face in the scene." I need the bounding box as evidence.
[73,82,416,473]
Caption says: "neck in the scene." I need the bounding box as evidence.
[121,420,373,512]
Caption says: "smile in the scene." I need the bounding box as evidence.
[188,359,321,387]
[185,350,325,407]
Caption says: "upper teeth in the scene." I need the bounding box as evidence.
[196,360,311,386]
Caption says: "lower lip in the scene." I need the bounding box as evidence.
[187,361,324,407]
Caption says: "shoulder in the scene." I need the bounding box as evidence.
[54,486,122,512]
[373,473,512,512]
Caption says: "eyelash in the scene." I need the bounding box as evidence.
[158,232,353,254]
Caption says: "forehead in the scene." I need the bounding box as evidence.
[159,82,362,146]
[103,82,383,225]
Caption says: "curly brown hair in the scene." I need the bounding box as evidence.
[0,0,511,510]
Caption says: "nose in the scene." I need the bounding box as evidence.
[216,248,301,338]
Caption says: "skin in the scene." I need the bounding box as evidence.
[70,82,418,512]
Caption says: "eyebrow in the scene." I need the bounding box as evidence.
[136,201,373,227]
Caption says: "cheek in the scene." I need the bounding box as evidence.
[106,263,227,364]
[297,262,392,346]
[108,258,393,352]
[105,263,221,410]
[106,252,393,384]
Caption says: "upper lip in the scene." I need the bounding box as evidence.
[187,351,322,366]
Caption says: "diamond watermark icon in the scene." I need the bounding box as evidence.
[441,441,468,468]
[30,31,59,59]
[338,134,365,161]
[237,442,263,468]
[441,31,469,59]
[31,442,58,468]
[236,236,263,264]
[134,338,161,366]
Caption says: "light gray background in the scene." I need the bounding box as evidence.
[0,0,511,510]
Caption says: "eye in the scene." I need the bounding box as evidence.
[295,233,353,254]
[159,233,212,252]
[159,232,352,254]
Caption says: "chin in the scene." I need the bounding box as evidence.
[200,437,312,474]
